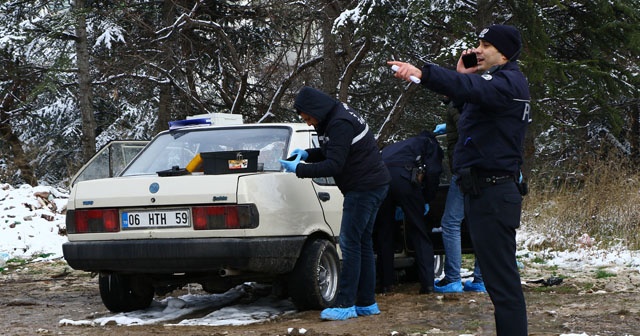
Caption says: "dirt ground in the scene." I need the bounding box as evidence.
[1,258,639,336]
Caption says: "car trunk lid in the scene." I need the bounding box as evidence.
[72,174,241,209]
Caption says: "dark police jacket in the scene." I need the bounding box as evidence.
[381,131,444,202]
[293,86,391,194]
[421,61,531,176]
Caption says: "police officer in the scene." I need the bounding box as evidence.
[388,24,530,335]
[373,131,443,294]
[280,86,391,321]
[433,99,486,294]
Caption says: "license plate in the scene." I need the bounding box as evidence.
[121,209,190,229]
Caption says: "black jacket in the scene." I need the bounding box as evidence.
[381,131,444,202]
[293,86,390,194]
[422,61,531,175]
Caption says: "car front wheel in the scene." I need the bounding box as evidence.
[99,273,154,312]
[433,254,444,278]
[288,239,339,310]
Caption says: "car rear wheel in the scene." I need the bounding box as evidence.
[288,239,339,310]
[99,273,154,312]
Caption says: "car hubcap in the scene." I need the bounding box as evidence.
[318,252,338,301]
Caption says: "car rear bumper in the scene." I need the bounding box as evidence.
[62,237,306,274]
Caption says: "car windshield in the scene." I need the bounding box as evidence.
[121,126,290,176]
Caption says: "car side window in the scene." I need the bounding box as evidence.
[257,140,286,171]
[70,140,148,186]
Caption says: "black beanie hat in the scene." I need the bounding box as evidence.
[478,25,522,61]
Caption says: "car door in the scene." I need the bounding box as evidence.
[312,176,344,238]
[69,140,149,187]
[304,134,344,237]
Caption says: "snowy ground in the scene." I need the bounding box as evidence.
[1,183,639,335]
[0,183,68,262]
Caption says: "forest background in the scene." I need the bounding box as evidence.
[1,1,639,250]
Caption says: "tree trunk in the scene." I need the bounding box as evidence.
[74,0,97,164]
[320,0,340,96]
[154,0,177,133]
[157,83,172,132]
[1,82,37,186]
[0,124,37,186]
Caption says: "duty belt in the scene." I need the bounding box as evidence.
[476,175,515,188]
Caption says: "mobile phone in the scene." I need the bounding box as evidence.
[285,155,297,161]
[462,53,478,68]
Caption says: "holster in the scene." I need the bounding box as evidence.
[517,181,529,196]
[457,167,480,196]
[410,167,424,186]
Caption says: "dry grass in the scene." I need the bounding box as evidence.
[523,156,640,251]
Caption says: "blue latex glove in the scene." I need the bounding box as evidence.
[289,148,309,161]
[433,123,446,135]
[394,207,404,221]
[279,155,300,172]
[424,203,430,215]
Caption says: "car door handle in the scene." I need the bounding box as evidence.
[317,192,330,202]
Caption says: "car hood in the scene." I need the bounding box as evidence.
[70,174,241,209]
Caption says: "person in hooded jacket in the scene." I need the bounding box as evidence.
[373,130,443,295]
[388,24,530,335]
[280,86,391,321]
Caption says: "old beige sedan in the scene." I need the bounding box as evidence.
[64,120,346,312]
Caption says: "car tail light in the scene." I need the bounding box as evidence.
[67,209,120,234]
[192,204,258,230]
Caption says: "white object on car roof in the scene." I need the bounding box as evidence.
[187,113,243,125]
[169,113,244,130]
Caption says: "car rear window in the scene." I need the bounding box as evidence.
[121,127,291,175]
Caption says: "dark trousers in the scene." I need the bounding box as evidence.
[374,171,434,290]
[465,181,528,335]
[335,185,389,308]
[373,195,397,288]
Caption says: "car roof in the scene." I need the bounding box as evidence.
[160,122,314,134]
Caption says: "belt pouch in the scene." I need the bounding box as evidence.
[457,167,480,196]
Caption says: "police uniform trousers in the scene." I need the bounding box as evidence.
[375,166,434,291]
[465,180,528,335]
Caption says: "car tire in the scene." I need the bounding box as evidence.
[99,273,154,313]
[401,254,445,282]
[288,239,339,310]
[433,254,444,278]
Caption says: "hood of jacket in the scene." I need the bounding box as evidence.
[294,86,339,124]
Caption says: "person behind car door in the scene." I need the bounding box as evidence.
[373,130,443,295]
[432,98,486,294]
[388,24,530,335]
[279,86,391,321]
